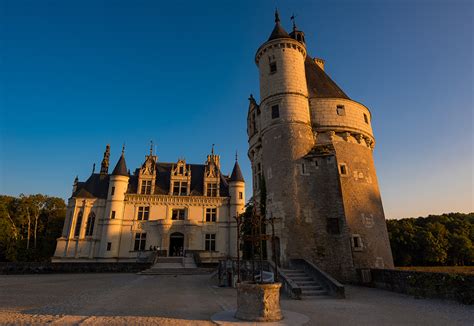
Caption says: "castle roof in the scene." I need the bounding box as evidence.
[72,174,110,199]
[305,56,350,100]
[229,161,244,182]
[268,10,291,41]
[111,154,128,176]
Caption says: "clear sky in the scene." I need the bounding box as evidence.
[1,0,472,219]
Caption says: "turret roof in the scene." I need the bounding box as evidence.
[268,10,291,41]
[111,154,129,176]
[229,161,245,182]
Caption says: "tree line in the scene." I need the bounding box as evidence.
[0,194,66,262]
[387,212,474,266]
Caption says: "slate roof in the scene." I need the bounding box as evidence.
[305,56,350,100]
[112,155,128,176]
[72,174,110,199]
[229,161,245,182]
[268,22,291,41]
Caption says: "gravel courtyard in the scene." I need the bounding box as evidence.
[0,273,472,325]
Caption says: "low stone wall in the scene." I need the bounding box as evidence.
[0,262,152,275]
[359,268,474,305]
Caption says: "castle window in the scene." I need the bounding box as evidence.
[269,62,277,74]
[271,105,279,119]
[111,187,115,196]
[141,180,152,194]
[107,242,112,251]
[179,166,184,174]
[134,233,147,251]
[73,211,83,237]
[336,105,345,116]
[206,183,218,197]
[352,235,363,251]
[205,233,216,251]
[300,163,310,175]
[173,181,188,196]
[111,211,116,219]
[363,113,369,124]
[239,192,243,200]
[172,209,185,220]
[326,218,340,234]
[85,212,95,236]
[205,208,217,222]
[339,163,348,176]
[137,206,150,221]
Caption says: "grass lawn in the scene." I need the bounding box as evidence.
[396,266,474,275]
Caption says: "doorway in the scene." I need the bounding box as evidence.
[169,232,184,256]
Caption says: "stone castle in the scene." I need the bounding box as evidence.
[247,12,393,281]
[53,144,245,263]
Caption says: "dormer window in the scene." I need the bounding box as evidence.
[207,183,218,197]
[173,181,188,196]
[269,62,277,74]
[141,180,152,195]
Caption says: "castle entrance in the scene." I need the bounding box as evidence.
[169,232,184,256]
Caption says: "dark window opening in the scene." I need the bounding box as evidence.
[271,105,279,119]
[141,180,152,194]
[111,187,115,196]
[339,164,348,175]
[137,206,150,221]
[337,105,345,116]
[239,192,243,199]
[74,211,83,237]
[111,211,116,219]
[134,233,147,251]
[364,114,369,124]
[269,62,277,73]
[207,183,218,197]
[205,208,217,222]
[205,234,216,251]
[107,242,112,251]
[85,212,95,236]
[172,209,185,220]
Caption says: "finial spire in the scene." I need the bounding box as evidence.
[122,143,125,155]
[92,163,96,174]
[291,13,297,30]
[100,144,110,175]
[275,8,280,23]
[150,140,153,155]
[235,150,238,162]
[211,144,215,155]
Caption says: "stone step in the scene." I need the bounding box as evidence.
[295,281,321,286]
[155,257,183,264]
[284,272,306,276]
[299,285,323,290]
[300,289,328,296]
[138,268,213,275]
[290,276,313,281]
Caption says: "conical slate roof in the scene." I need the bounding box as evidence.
[112,154,128,176]
[229,161,244,182]
[268,10,291,41]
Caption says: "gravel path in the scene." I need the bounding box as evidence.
[0,273,472,325]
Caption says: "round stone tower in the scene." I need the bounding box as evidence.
[251,11,315,265]
[101,148,129,259]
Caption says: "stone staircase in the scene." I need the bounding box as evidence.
[138,255,213,275]
[281,268,328,299]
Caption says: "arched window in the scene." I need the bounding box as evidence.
[74,211,83,237]
[85,212,96,236]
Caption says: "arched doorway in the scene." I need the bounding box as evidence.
[169,232,184,257]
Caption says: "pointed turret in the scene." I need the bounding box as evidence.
[229,154,245,183]
[268,9,291,41]
[112,146,128,176]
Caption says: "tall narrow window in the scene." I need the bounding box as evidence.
[173,181,188,196]
[141,180,152,194]
[205,208,217,222]
[85,212,95,236]
[339,163,348,175]
[110,187,115,196]
[107,242,112,251]
[205,234,216,251]
[134,233,147,251]
[74,211,83,237]
[172,209,185,220]
[352,235,363,251]
[271,105,280,119]
[206,183,218,197]
[363,113,369,124]
[239,192,243,200]
[269,62,277,73]
[137,206,150,221]
[111,211,116,219]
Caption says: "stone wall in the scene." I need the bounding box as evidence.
[0,262,151,275]
[361,268,474,305]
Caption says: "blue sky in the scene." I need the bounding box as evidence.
[1,0,472,219]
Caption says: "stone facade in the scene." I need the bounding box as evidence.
[247,12,393,282]
[53,146,245,263]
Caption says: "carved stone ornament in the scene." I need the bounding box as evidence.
[235,282,283,322]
